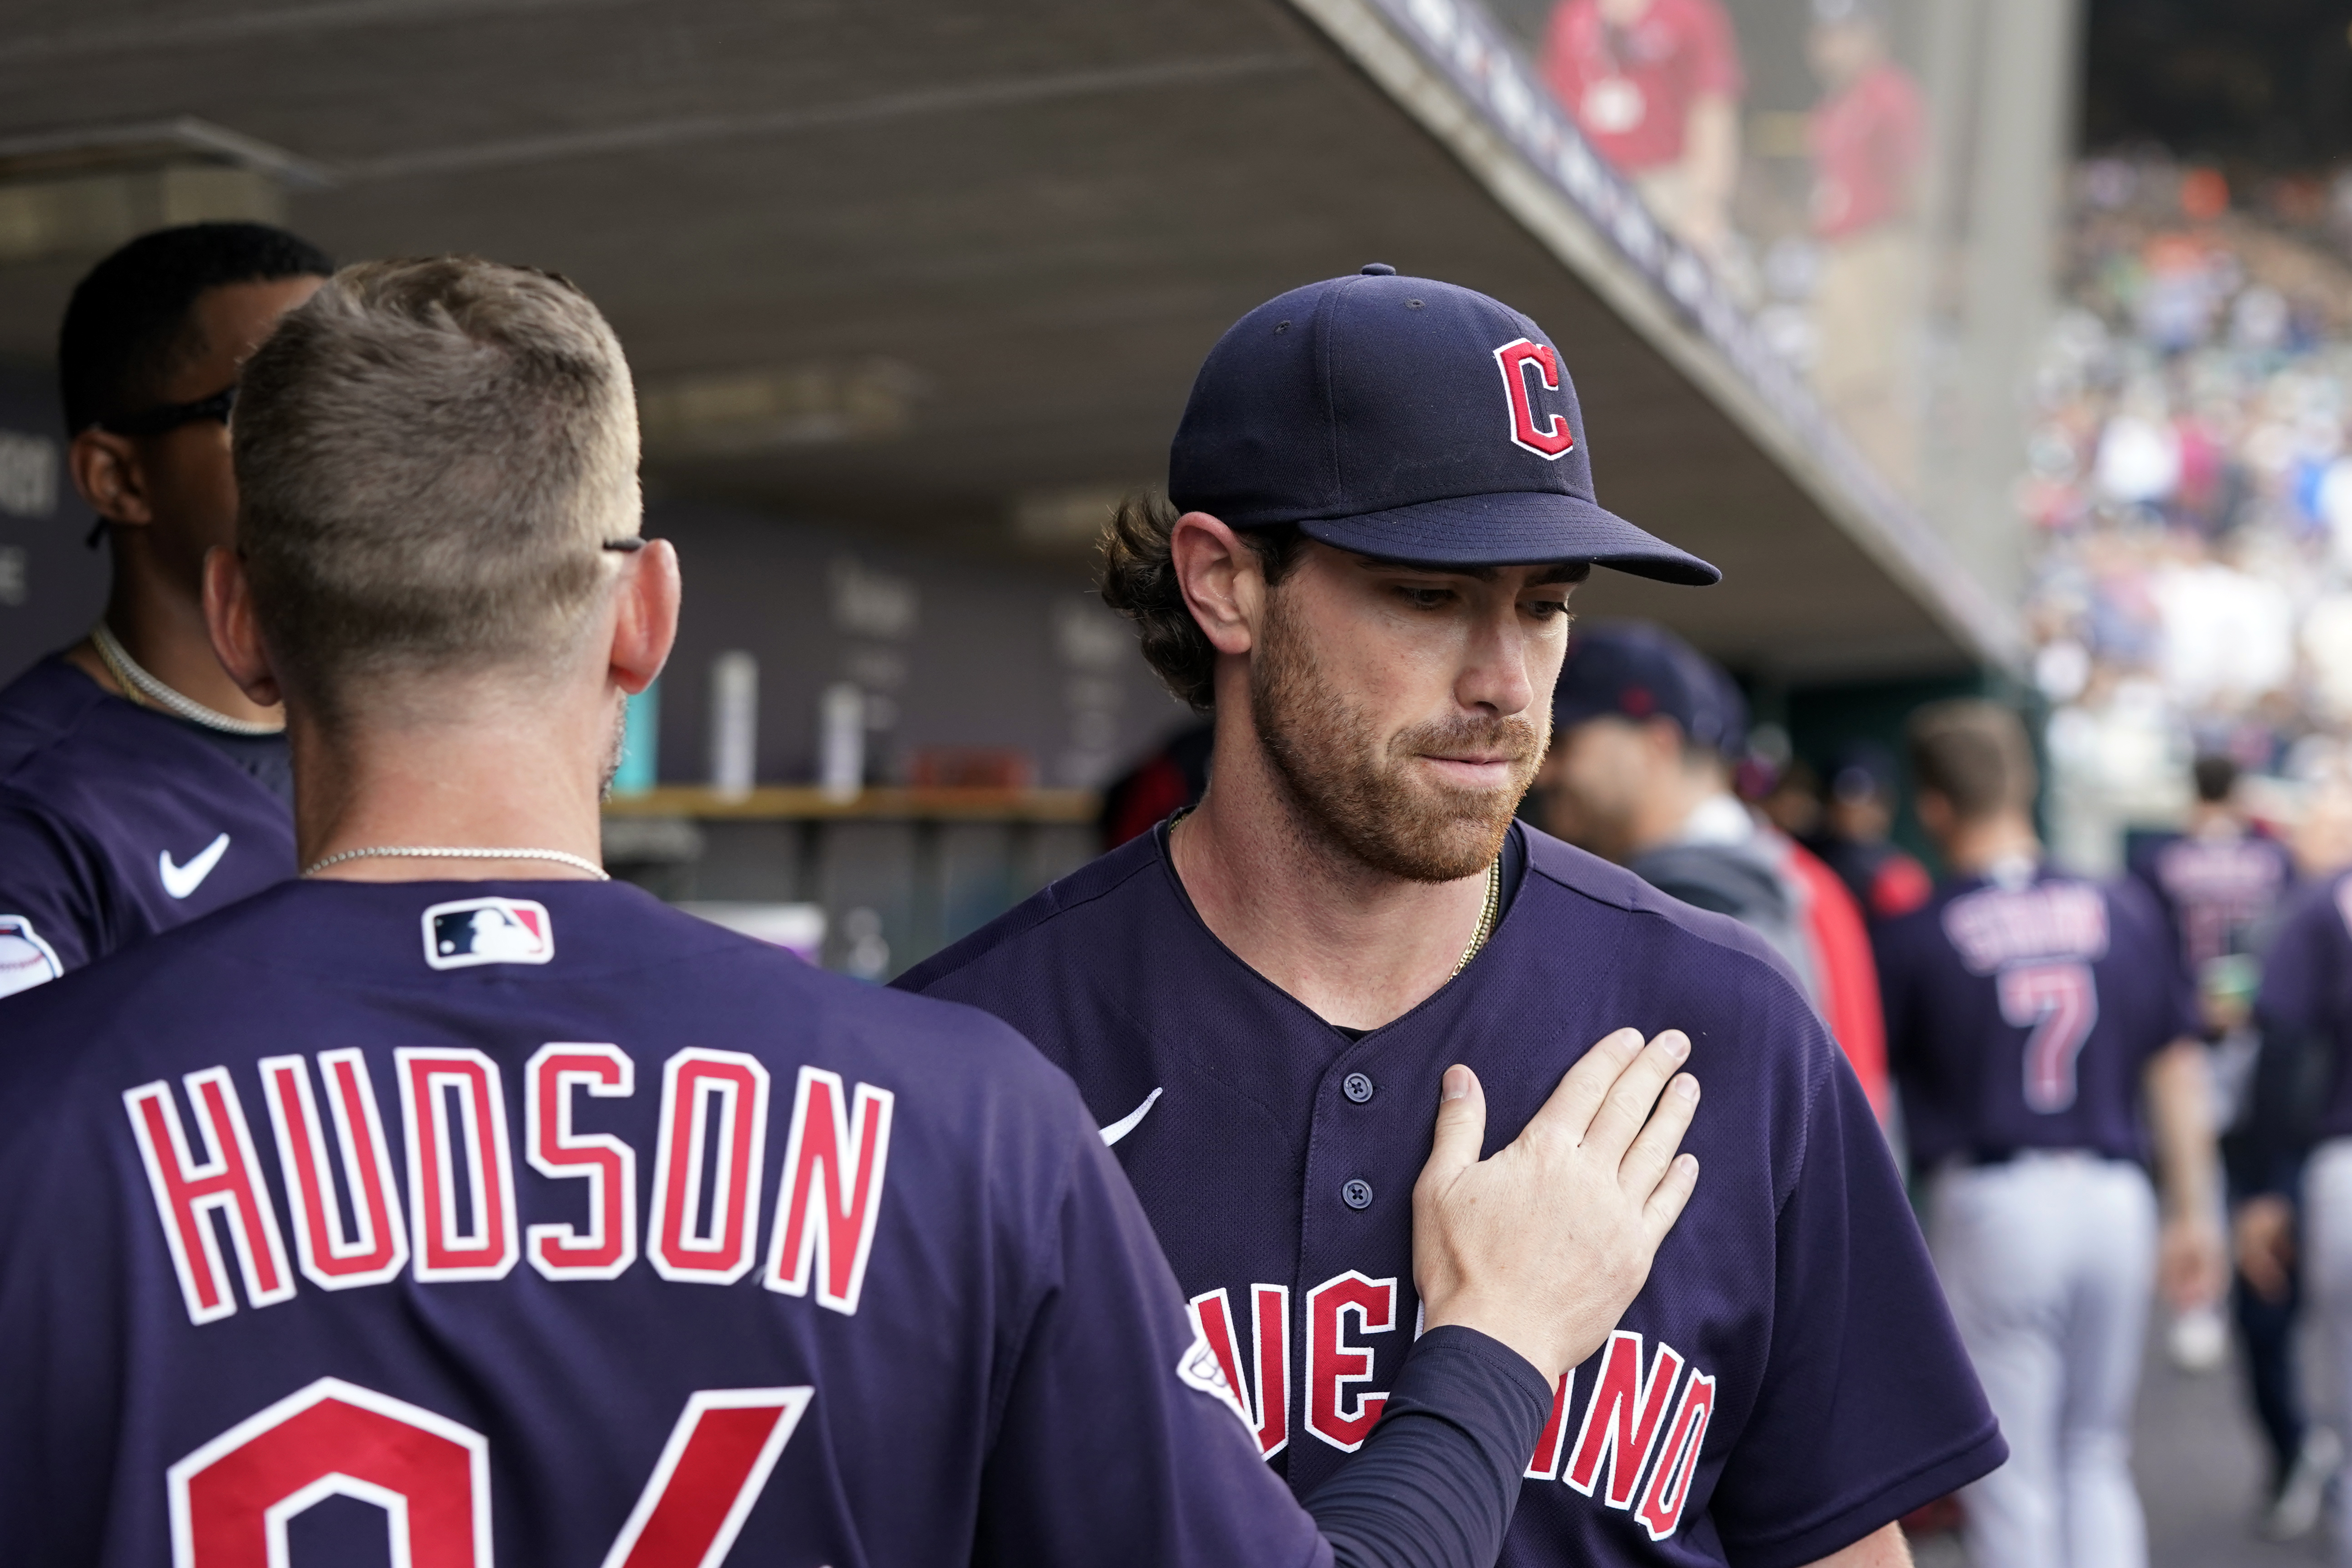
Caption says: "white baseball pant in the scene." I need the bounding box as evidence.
[2297,1138,2352,1564]
[1927,1153,2157,1568]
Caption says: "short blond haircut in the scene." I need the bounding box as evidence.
[233,256,640,716]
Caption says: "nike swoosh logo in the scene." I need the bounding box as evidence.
[1099,1087,1163,1147]
[159,832,232,900]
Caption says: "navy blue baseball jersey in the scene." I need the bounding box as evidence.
[0,654,293,993]
[2254,869,2352,1144]
[900,823,2003,1568]
[1876,864,2198,1167]
[2125,827,2294,976]
[0,875,1528,1568]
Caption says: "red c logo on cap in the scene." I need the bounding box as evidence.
[1493,338,1575,461]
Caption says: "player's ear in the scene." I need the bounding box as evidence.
[202,545,282,708]
[1913,787,1953,840]
[609,536,679,696]
[68,428,155,528]
[1170,511,1258,657]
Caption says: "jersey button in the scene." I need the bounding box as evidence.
[1343,1072,1375,1104]
[1341,1178,1375,1210]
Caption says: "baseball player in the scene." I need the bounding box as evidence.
[902,266,2003,1567]
[0,223,332,996]
[2125,752,2318,1530]
[2239,833,2352,1551]
[1535,621,1890,1116]
[0,256,1710,1567]
[1873,700,2224,1568]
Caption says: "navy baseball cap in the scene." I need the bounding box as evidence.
[1168,265,1718,585]
[1552,621,1747,756]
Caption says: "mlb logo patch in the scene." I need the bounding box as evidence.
[0,914,62,999]
[423,897,554,970]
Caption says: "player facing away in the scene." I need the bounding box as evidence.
[1872,701,2225,1568]
[2240,831,2352,1553]
[0,255,1714,1568]
[901,266,2003,1568]
[0,223,332,997]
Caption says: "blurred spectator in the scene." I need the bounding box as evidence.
[2018,154,2352,871]
[1541,0,1743,261]
[1534,622,1890,1115]
[1805,0,1925,486]
[1803,741,1933,920]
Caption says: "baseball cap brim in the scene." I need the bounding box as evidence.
[1284,490,1720,585]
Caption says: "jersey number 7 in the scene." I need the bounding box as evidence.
[167,1378,810,1568]
[1998,961,2099,1114]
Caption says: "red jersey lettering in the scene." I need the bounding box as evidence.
[259,1051,408,1290]
[1304,1270,1396,1452]
[124,1069,295,1325]
[764,1066,894,1314]
[395,1049,520,1282]
[651,1049,770,1284]
[167,1378,489,1568]
[1564,1329,1685,1508]
[1525,1371,1576,1480]
[1187,1284,1291,1459]
[603,1387,813,1568]
[1636,1369,1716,1541]
[525,1044,638,1281]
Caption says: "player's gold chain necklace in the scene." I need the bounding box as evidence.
[1451,854,1502,978]
[1172,808,1500,979]
[90,621,284,736]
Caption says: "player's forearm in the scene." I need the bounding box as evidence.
[2146,1038,2220,1219]
[1301,1326,1553,1568]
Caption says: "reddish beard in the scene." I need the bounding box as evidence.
[1250,590,1544,883]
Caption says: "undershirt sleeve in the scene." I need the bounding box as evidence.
[1306,1327,1554,1568]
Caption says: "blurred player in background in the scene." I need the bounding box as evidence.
[0,223,330,994]
[2123,752,2319,1531]
[1542,0,1743,262]
[2126,755,2293,1028]
[1536,621,1890,1117]
[1802,741,1931,921]
[908,267,2001,1567]
[1876,699,2224,1568]
[0,255,1711,1568]
[1804,0,1924,485]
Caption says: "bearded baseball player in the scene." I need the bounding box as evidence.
[0,255,1714,1568]
[1874,700,2223,1568]
[0,224,332,997]
[900,265,2003,1568]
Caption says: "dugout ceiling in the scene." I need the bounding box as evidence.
[0,0,2016,683]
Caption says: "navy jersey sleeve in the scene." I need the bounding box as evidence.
[979,1123,1553,1568]
[2257,882,2336,1037]
[2109,879,2198,1052]
[0,792,104,983]
[1706,1054,2005,1568]
[976,1125,1330,1568]
[1870,913,1921,1074]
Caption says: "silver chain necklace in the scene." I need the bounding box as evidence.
[302,845,609,880]
[90,622,284,737]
